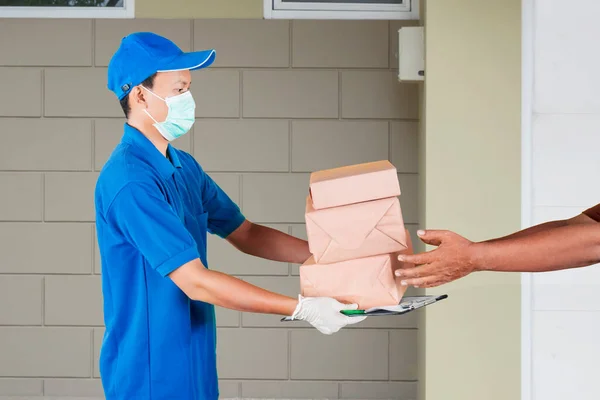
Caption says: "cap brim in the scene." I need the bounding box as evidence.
[157,49,216,73]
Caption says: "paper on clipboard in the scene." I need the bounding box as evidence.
[280,294,448,322]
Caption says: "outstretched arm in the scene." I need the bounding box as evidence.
[395,209,600,288]
[227,220,311,265]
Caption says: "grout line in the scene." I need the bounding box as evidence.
[388,121,392,162]
[338,382,342,398]
[41,276,45,326]
[338,70,342,119]
[40,69,45,117]
[238,175,243,211]
[91,19,96,67]
[91,120,96,171]
[387,330,391,381]
[237,381,242,398]
[90,329,94,378]
[287,329,292,380]
[41,379,45,396]
[288,120,293,173]
[289,21,293,68]
[41,174,46,222]
[91,224,95,274]
[387,21,391,70]
[239,70,243,119]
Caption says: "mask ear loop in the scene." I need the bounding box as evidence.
[141,86,165,124]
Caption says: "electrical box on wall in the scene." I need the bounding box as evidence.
[398,26,425,82]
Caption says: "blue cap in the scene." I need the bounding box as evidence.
[107,32,216,100]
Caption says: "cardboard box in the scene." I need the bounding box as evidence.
[309,160,401,210]
[305,195,407,264]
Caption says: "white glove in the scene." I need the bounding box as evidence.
[290,295,367,335]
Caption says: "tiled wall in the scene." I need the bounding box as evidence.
[0,18,420,399]
[528,1,600,399]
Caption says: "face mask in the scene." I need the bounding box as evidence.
[143,87,196,142]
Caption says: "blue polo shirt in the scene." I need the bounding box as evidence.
[94,124,245,400]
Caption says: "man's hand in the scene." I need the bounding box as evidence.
[395,230,481,288]
[290,295,367,335]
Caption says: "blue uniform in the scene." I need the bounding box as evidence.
[94,124,245,400]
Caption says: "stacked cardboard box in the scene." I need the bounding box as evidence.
[300,160,413,309]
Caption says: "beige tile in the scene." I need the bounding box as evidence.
[95,20,192,67]
[194,20,289,67]
[208,173,241,203]
[0,20,91,66]
[341,382,417,399]
[207,224,289,275]
[0,174,43,221]
[0,68,41,117]
[390,330,418,380]
[45,173,98,222]
[341,71,419,119]
[215,307,240,327]
[93,328,104,378]
[94,119,191,170]
[390,20,421,70]
[0,277,42,326]
[242,277,300,326]
[243,70,338,118]
[0,119,92,171]
[45,276,103,326]
[218,380,240,398]
[192,69,240,118]
[291,330,388,380]
[293,20,388,68]
[45,68,122,117]
[291,120,389,172]
[399,174,419,224]
[0,223,92,274]
[217,329,288,379]
[43,379,104,397]
[391,121,419,173]
[195,119,289,172]
[242,173,309,223]
[242,381,339,399]
[0,328,91,377]
[0,379,43,396]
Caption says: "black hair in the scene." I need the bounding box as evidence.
[119,73,157,119]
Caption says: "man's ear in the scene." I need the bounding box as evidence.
[131,86,148,108]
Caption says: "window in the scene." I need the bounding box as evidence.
[264,0,419,19]
[0,0,134,18]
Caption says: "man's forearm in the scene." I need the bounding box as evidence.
[170,260,298,315]
[474,223,600,273]
[483,220,568,243]
[232,223,311,264]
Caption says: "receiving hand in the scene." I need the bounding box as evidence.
[290,295,367,334]
[395,230,480,288]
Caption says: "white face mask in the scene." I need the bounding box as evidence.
[143,87,196,142]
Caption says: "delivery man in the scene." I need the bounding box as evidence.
[395,203,600,287]
[95,32,366,400]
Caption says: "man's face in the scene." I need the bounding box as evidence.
[138,69,192,123]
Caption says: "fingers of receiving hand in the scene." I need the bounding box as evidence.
[417,229,450,246]
[397,251,435,265]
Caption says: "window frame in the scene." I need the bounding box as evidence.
[0,0,134,18]
[265,0,418,19]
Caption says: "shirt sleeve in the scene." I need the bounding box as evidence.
[200,171,246,238]
[583,203,600,222]
[106,181,201,277]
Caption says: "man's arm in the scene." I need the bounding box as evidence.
[226,220,311,265]
[169,258,298,314]
[395,210,600,288]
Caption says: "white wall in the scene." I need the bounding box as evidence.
[524,1,600,399]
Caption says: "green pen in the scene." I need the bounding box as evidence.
[341,309,366,316]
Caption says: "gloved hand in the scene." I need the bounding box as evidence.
[290,295,367,335]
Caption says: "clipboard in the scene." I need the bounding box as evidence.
[280,294,448,322]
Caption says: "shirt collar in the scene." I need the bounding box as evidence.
[121,123,181,178]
